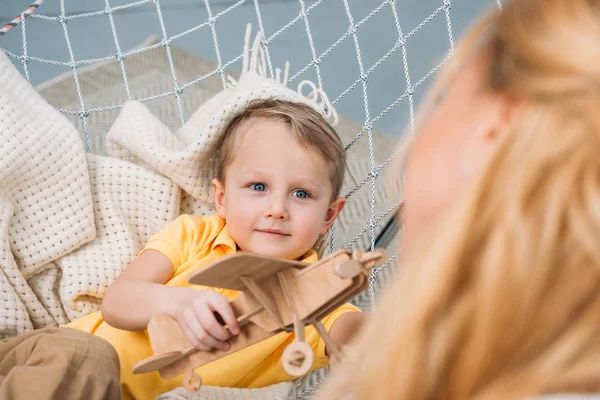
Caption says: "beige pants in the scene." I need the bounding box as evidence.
[0,327,121,400]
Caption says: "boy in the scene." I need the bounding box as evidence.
[68,99,364,399]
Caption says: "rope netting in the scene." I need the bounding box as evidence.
[0,1,499,395]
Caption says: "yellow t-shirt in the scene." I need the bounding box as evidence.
[67,214,360,400]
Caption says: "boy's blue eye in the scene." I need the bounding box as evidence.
[250,183,266,192]
[293,190,310,199]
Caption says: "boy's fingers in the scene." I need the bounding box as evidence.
[209,296,240,335]
[196,302,232,344]
[180,318,211,351]
[184,307,226,350]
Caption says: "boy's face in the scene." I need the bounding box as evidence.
[213,118,345,260]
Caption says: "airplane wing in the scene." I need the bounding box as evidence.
[188,252,308,290]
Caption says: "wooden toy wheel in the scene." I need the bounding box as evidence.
[334,260,362,279]
[182,371,202,392]
[282,341,314,377]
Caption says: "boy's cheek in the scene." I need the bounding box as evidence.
[226,197,257,219]
[295,212,327,236]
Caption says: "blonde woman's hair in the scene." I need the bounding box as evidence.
[319,0,600,398]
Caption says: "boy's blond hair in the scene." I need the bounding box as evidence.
[200,99,346,200]
[320,0,600,399]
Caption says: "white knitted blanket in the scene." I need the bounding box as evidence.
[0,51,190,334]
[155,383,296,400]
[0,50,95,336]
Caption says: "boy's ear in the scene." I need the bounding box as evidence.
[320,197,346,236]
[212,178,226,219]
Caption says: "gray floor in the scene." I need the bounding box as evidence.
[0,0,496,136]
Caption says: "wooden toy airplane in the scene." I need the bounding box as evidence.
[132,248,387,392]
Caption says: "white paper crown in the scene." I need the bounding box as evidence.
[225,24,339,126]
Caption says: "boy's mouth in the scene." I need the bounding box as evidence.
[256,229,290,237]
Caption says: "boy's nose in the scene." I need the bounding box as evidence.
[267,212,288,221]
[265,200,288,220]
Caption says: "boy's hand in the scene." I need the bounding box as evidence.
[175,291,241,352]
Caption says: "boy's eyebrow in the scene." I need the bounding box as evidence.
[288,178,326,189]
[237,169,273,177]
